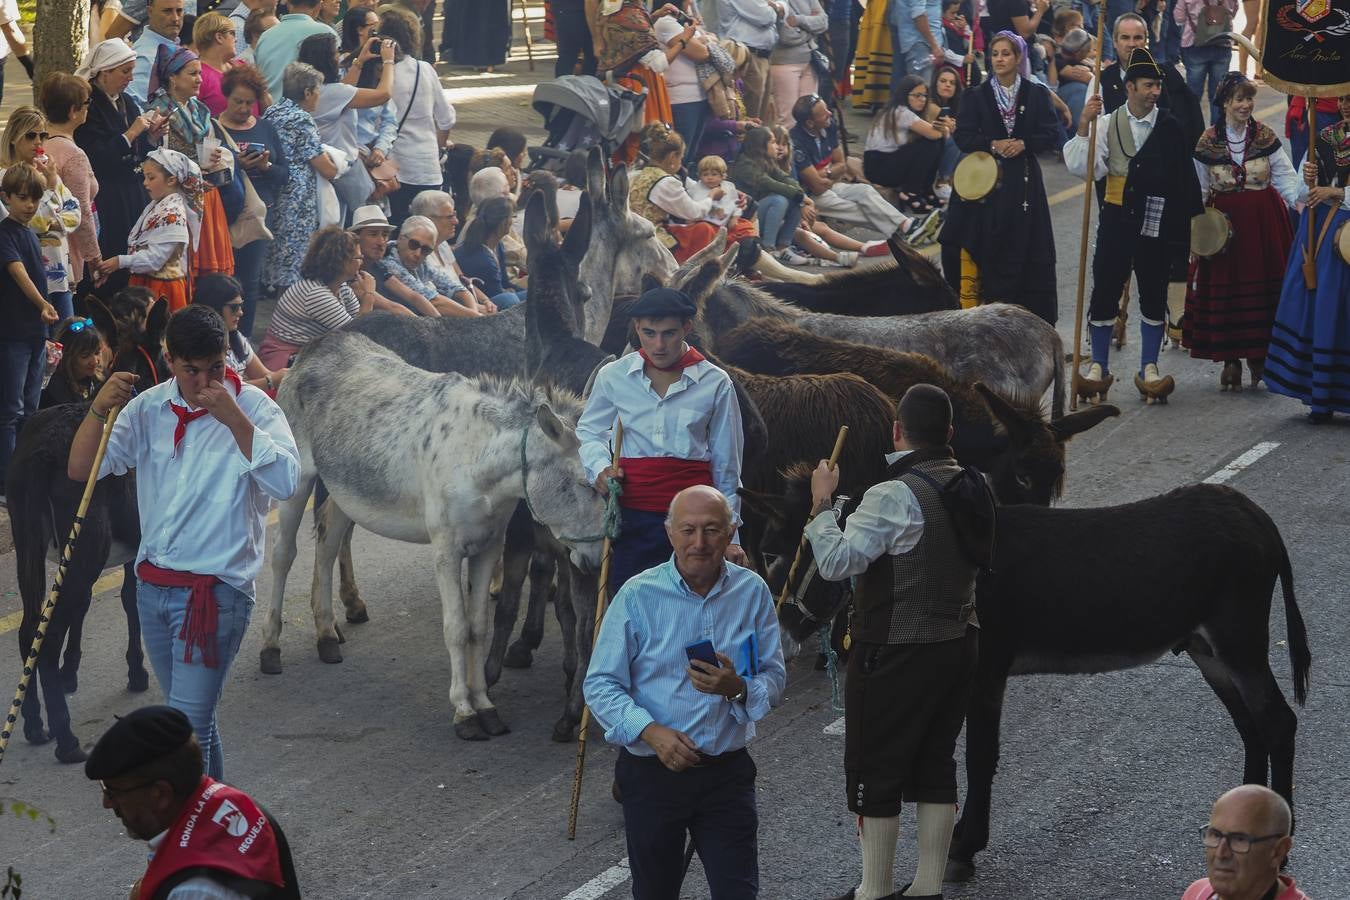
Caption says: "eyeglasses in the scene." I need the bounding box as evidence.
[100,779,161,801]
[24,131,51,142]
[431,211,458,220]
[1199,826,1286,854]
[405,237,433,255]
[223,301,245,312]
[909,91,929,98]
[66,317,96,334]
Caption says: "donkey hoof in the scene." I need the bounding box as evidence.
[551,718,578,743]
[61,666,78,694]
[944,857,976,883]
[454,717,490,741]
[476,708,511,736]
[317,637,344,664]
[55,739,89,765]
[127,668,150,693]
[260,647,283,674]
[502,641,534,670]
[345,606,369,625]
[24,725,51,746]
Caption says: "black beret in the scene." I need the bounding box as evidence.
[626,287,696,320]
[85,706,194,780]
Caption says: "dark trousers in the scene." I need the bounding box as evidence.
[863,141,943,197]
[1088,204,1173,326]
[553,2,597,76]
[670,101,711,170]
[387,181,441,228]
[617,749,760,900]
[609,507,672,596]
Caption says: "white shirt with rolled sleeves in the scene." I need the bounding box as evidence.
[804,451,926,581]
[1063,105,1160,181]
[576,352,746,538]
[96,379,301,597]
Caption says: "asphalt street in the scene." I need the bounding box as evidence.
[2,90,1348,900]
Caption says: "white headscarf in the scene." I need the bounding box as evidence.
[146,148,204,249]
[76,39,138,79]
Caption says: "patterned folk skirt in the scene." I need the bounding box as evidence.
[852,0,893,112]
[1184,186,1294,361]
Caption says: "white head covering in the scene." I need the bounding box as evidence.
[146,148,204,249]
[76,39,139,79]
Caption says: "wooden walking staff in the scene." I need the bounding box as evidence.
[776,425,849,613]
[0,407,120,768]
[1068,1,1110,412]
[567,420,623,840]
[1302,99,1320,289]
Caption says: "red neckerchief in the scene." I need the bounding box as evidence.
[639,346,706,372]
[138,776,286,900]
[169,368,242,457]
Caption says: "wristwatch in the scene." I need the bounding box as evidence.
[726,680,746,704]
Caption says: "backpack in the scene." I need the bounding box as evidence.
[1193,0,1233,47]
[910,466,998,571]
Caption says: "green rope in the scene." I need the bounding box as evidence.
[818,620,844,714]
[520,426,623,544]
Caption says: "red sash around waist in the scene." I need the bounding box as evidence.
[137,561,221,669]
[618,457,714,512]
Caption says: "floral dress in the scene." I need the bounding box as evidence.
[261,98,323,292]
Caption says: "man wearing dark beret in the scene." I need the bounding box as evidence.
[86,706,300,900]
[576,285,747,594]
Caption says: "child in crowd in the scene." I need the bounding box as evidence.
[94,148,202,313]
[686,156,748,232]
[40,316,104,408]
[942,0,977,75]
[0,163,60,486]
[769,124,885,265]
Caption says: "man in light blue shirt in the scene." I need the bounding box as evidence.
[719,0,785,122]
[128,0,184,105]
[891,0,947,91]
[584,485,785,899]
[254,0,336,99]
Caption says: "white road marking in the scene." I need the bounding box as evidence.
[824,716,846,735]
[1203,442,1281,485]
[563,859,631,900]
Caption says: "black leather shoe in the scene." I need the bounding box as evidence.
[826,891,902,900]
[897,883,942,899]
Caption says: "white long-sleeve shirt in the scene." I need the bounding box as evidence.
[98,378,301,596]
[576,351,745,530]
[649,173,716,222]
[1063,105,1159,181]
[1193,124,1301,207]
[803,451,926,581]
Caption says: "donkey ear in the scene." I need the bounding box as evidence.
[562,191,593,266]
[146,296,171,346]
[609,163,630,217]
[685,259,727,306]
[974,382,1029,439]
[582,356,614,399]
[640,273,663,295]
[1049,404,1120,442]
[524,190,552,249]
[536,403,579,449]
[86,295,118,346]
[587,146,608,201]
[737,488,789,527]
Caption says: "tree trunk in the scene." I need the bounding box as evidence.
[34,0,91,90]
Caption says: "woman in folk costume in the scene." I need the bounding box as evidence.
[851,0,894,111]
[94,148,202,313]
[587,0,675,164]
[1185,72,1299,391]
[936,31,1063,324]
[144,44,236,281]
[1265,95,1350,423]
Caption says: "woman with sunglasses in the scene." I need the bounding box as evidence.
[38,74,102,296]
[193,273,287,392]
[39,316,104,408]
[259,226,381,370]
[0,106,82,323]
[377,215,481,317]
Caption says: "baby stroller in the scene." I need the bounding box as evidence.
[527,74,647,172]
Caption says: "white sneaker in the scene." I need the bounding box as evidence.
[834,250,859,267]
[934,182,953,203]
[902,208,942,246]
[777,247,816,266]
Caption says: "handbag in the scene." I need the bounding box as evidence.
[215,123,273,246]
[366,61,423,202]
[1193,0,1233,46]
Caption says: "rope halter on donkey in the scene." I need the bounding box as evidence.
[518,425,623,545]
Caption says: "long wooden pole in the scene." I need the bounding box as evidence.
[1069,5,1110,411]
[776,425,849,613]
[0,407,119,767]
[1302,99,1318,290]
[567,420,624,840]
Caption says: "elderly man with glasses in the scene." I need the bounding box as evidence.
[1183,785,1309,900]
[407,189,496,311]
[375,215,489,317]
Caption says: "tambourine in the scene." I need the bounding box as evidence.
[953,151,1002,202]
[1190,207,1233,259]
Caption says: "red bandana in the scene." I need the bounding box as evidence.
[169,368,242,456]
[639,346,706,372]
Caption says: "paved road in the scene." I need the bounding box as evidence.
[3,83,1348,898]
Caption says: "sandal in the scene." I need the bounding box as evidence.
[897,192,933,215]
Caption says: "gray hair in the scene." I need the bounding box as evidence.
[281,62,323,104]
[399,215,437,240]
[409,189,454,217]
[469,167,510,206]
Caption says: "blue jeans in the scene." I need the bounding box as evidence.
[1184,44,1233,126]
[48,290,73,325]
[756,193,803,249]
[938,135,961,180]
[491,290,525,309]
[233,239,268,339]
[137,579,254,780]
[1058,81,1089,145]
[0,337,44,487]
[670,101,711,171]
[889,25,907,96]
[1154,0,1183,64]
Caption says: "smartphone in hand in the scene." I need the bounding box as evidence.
[684,640,720,668]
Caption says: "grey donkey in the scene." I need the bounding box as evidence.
[262,330,606,741]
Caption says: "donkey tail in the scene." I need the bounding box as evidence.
[1050,330,1065,420]
[1277,535,1311,707]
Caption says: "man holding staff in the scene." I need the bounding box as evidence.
[577,286,747,595]
[583,484,785,899]
[68,305,299,781]
[1065,48,1202,404]
[805,385,986,900]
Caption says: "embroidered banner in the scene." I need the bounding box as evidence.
[1259,0,1350,96]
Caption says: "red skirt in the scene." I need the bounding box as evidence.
[131,274,190,314]
[666,222,720,263]
[1184,186,1294,361]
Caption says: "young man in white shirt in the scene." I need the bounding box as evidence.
[69,305,300,781]
[577,286,747,594]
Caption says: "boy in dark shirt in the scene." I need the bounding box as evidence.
[1,162,59,489]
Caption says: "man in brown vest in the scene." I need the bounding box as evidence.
[804,384,980,900]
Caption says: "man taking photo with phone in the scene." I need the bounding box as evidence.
[583,484,786,900]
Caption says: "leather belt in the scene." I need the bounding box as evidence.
[749,47,772,58]
[691,748,749,768]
